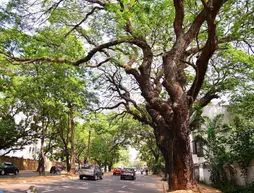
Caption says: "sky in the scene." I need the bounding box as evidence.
[129,147,138,162]
[0,0,8,5]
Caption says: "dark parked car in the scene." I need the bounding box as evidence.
[50,165,64,174]
[79,164,103,180]
[0,162,19,175]
[120,168,136,180]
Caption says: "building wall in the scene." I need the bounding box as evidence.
[203,166,212,184]
[0,155,62,171]
[192,104,254,186]
[191,104,230,184]
[0,155,38,170]
[202,104,231,123]
[233,160,254,186]
[247,160,254,184]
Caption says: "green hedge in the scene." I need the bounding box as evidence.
[215,182,254,193]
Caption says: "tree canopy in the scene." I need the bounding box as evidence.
[0,0,253,190]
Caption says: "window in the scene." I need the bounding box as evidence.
[81,165,93,169]
[192,140,204,157]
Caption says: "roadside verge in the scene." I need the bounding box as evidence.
[156,176,221,193]
[0,171,112,184]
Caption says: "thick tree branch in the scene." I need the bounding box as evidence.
[97,102,126,110]
[46,0,64,13]
[1,39,127,65]
[2,37,155,68]
[196,92,219,108]
[65,7,103,37]
[173,0,184,38]
[85,0,107,7]
[109,138,126,152]
[180,59,197,72]
[87,57,112,68]
[184,0,228,44]
[187,0,229,103]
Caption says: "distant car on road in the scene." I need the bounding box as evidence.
[113,168,122,175]
[79,164,103,180]
[120,168,136,180]
[0,162,19,175]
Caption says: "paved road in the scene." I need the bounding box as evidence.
[0,173,163,193]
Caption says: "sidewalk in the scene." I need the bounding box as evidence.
[159,178,221,193]
[197,183,221,193]
[0,170,69,184]
[0,170,66,178]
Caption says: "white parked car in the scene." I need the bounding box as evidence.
[79,164,103,180]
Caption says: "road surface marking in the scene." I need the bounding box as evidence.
[41,189,54,193]
[122,185,127,188]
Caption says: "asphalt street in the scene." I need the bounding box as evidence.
[0,173,163,193]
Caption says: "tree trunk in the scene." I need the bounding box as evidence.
[69,104,75,174]
[87,130,91,164]
[108,163,112,172]
[152,154,160,174]
[64,142,71,172]
[171,137,195,190]
[158,127,196,191]
[38,125,46,176]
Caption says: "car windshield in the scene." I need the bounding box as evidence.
[123,168,134,172]
[81,165,93,169]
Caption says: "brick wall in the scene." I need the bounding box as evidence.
[0,156,61,171]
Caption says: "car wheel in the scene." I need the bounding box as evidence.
[79,176,83,180]
[1,170,4,175]
[100,175,103,180]
[94,174,97,181]
[120,177,123,180]
[113,173,115,175]
[14,170,19,175]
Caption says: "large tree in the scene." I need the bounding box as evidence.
[1,0,253,190]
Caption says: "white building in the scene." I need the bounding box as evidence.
[191,104,254,186]
[191,104,230,184]
[0,141,40,160]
